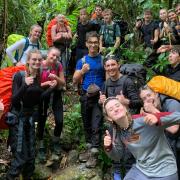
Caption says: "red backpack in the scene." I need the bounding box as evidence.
[46,18,57,47]
[46,17,70,47]
[0,66,26,129]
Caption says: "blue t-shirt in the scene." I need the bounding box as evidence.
[76,54,105,91]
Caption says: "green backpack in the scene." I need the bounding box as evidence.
[1,34,40,68]
[1,34,24,68]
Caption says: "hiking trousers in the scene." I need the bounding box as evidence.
[80,94,103,148]
[37,89,63,140]
[6,112,36,179]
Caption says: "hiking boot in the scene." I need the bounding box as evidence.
[85,154,98,168]
[79,150,90,163]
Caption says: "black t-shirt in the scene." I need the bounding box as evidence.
[76,21,97,49]
[102,76,142,113]
[140,21,159,48]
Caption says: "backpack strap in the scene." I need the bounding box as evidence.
[113,22,117,42]
[17,38,40,62]
[14,38,29,62]
[18,38,30,61]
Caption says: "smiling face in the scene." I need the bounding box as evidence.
[95,6,102,17]
[47,48,60,64]
[104,59,120,79]
[105,99,127,122]
[103,12,112,23]
[57,15,65,25]
[27,52,42,71]
[159,9,168,21]
[30,26,42,40]
[86,36,99,56]
[168,11,177,22]
[168,50,180,67]
[140,88,160,107]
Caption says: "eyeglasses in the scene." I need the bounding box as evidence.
[87,41,99,45]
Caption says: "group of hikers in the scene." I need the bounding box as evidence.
[0,3,180,180]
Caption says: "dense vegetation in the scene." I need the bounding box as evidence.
[0,0,179,175]
[0,0,178,51]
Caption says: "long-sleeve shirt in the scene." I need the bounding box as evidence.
[12,71,45,111]
[106,112,180,178]
[6,38,40,64]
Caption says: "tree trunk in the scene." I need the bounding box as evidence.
[1,0,7,57]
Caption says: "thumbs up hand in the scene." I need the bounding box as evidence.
[104,130,112,147]
[99,91,106,104]
[116,91,129,106]
[25,72,34,86]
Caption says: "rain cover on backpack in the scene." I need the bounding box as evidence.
[0,65,26,129]
[147,76,180,101]
[1,34,24,68]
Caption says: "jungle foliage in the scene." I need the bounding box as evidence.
[0,0,179,50]
[0,0,179,172]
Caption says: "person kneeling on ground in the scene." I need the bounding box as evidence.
[104,97,180,180]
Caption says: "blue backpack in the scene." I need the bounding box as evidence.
[14,37,40,61]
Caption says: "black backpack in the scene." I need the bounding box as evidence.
[120,63,147,90]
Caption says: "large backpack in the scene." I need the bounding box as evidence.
[46,18,57,47]
[46,17,70,47]
[0,66,26,129]
[2,34,40,68]
[114,19,129,44]
[1,34,24,68]
[120,63,147,90]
